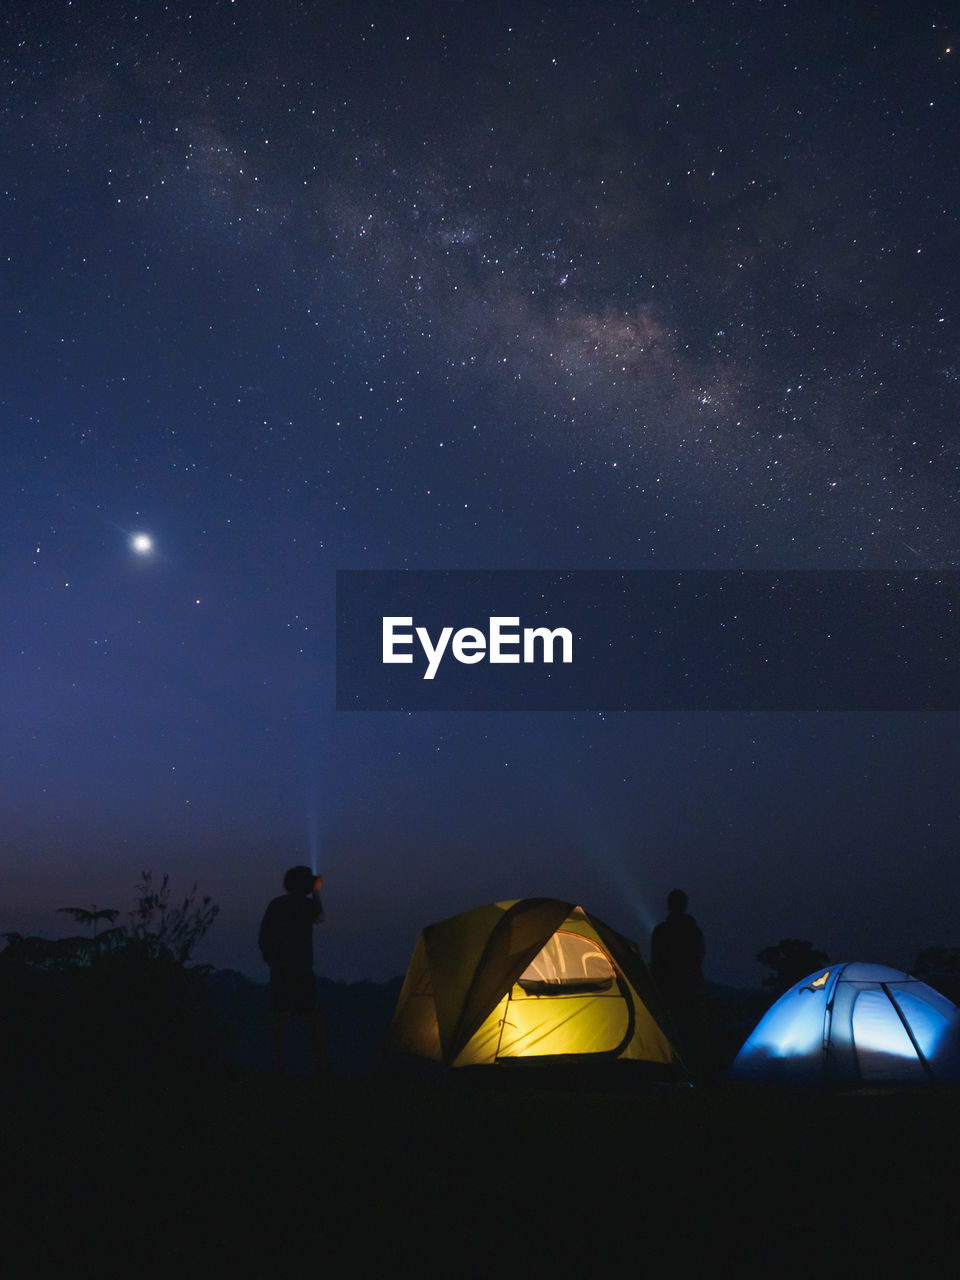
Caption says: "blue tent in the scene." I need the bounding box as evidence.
[730,962,960,1086]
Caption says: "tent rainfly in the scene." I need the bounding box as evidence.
[387,898,683,1073]
[730,962,960,1086]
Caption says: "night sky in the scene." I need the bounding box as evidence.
[4,1,958,986]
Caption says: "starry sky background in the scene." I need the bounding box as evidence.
[3,0,958,985]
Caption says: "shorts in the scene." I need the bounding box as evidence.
[269,964,317,1015]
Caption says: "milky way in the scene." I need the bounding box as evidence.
[2,2,958,985]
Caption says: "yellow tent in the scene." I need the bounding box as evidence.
[387,898,683,1073]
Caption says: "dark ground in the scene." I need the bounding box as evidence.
[3,971,958,1271]
[5,1069,960,1271]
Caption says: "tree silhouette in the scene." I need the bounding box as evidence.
[757,939,830,994]
[0,873,222,1081]
[53,906,125,961]
[913,946,960,1004]
[56,905,120,934]
[126,871,219,965]
[3,879,218,972]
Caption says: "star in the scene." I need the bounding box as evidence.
[130,533,154,556]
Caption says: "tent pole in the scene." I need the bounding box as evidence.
[493,990,511,1063]
[882,983,935,1083]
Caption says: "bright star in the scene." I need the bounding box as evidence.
[130,532,154,555]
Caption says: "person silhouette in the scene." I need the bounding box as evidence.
[259,866,325,1074]
[651,888,706,1070]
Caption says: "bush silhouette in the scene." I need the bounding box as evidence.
[0,873,222,1085]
